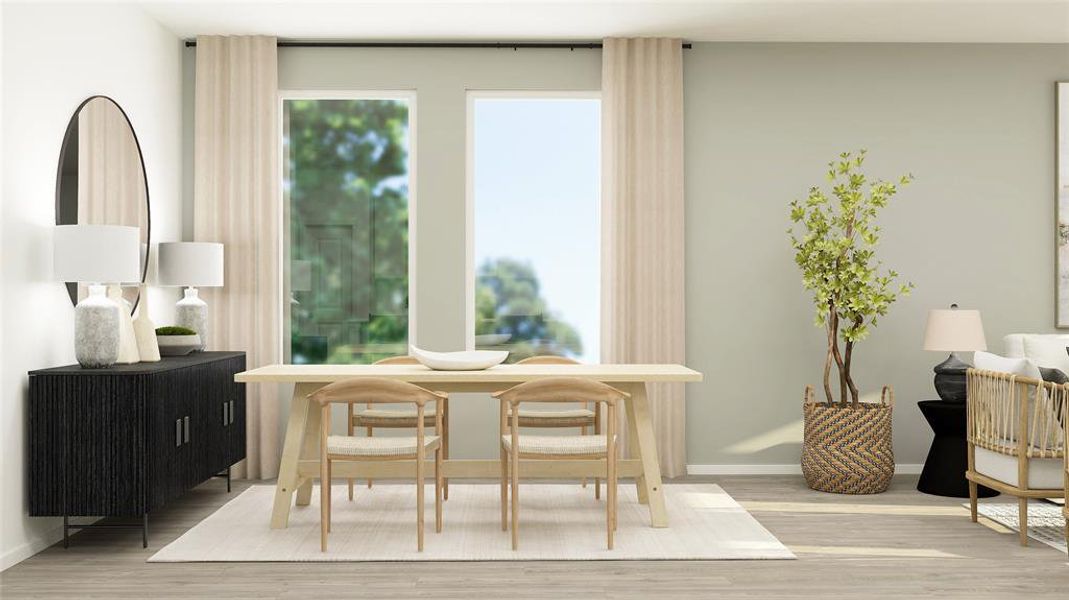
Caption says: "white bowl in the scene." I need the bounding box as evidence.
[157,334,203,356]
[409,346,509,371]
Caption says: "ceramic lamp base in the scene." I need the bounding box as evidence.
[175,287,208,350]
[74,284,120,368]
[933,353,969,402]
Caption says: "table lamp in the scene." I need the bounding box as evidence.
[53,225,141,368]
[922,304,987,402]
[157,242,224,349]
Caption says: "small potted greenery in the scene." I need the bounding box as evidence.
[787,150,913,494]
[155,326,202,356]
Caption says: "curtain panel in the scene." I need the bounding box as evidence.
[193,35,281,480]
[600,37,687,478]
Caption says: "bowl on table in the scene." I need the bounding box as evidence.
[409,346,509,371]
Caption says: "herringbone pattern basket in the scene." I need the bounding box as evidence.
[801,385,895,494]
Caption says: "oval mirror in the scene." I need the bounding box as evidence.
[55,95,150,312]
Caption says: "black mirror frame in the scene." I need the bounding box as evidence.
[54,95,151,313]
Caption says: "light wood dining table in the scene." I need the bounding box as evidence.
[235,363,702,529]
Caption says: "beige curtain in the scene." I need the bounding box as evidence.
[194,35,280,480]
[601,38,686,478]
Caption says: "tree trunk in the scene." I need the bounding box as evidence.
[823,312,835,404]
[829,311,847,405]
[844,334,860,406]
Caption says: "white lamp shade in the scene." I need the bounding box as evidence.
[923,308,987,352]
[53,225,141,284]
[157,242,224,287]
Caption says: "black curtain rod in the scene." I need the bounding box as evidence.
[183,40,692,49]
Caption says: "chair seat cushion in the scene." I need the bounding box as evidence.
[514,408,595,419]
[974,447,1064,490]
[501,434,612,455]
[327,434,439,457]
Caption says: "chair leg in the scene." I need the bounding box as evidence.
[443,399,450,501]
[320,457,329,552]
[968,481,978,523]
[435,447,443,533]
[511,450,520,550]
[325,458,332,533]
[580,425,588,489]
[347,410,354,501]
[366,427,374,489]
[500,444,509,531]
[1018,497,1029,546]
[607,456,616,550]
[416,451,425,552]
[594,409,602,500]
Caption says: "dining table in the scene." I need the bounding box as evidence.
[235,362,703,529]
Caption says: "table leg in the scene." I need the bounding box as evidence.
[271,383,319,529]
[295,394,323,506]
[624,382,668,528]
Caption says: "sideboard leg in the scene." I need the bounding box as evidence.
[63,515,69,549]
[226,466,232,493]
[142,513,148,549]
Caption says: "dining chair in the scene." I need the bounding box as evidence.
[310,377,445,552]
[513,356,601,496]
[965,369,1067,546]
[494,377,629,550]
[348,355,450,500]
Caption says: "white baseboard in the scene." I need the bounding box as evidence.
[0,523,62,573]
[686,464,924,476]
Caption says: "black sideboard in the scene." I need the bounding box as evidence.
[29,351,246,547]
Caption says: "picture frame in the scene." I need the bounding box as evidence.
[1057,82,1069,326]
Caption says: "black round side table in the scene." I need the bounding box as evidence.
[916,400,998,498]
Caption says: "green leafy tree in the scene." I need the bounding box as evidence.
[788,150,914,405]
[286,99,410,364]
[475,258,582,362]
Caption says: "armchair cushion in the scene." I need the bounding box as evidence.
[974,447,1064,490]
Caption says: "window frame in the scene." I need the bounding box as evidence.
[464,89,601,352]
[279,89,418,362]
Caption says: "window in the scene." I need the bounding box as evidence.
[283,94,414,364]
[469,93,600,363]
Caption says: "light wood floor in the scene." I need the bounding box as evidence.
[2,475,1067,599]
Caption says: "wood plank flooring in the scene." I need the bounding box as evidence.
[2,475,1067,599]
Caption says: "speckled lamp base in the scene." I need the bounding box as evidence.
[175,287,208,350]
[74,284,120,368]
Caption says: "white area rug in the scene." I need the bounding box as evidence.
[974,501,1067,553]
[150,483,794,562]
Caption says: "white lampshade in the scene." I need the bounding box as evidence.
[157,242,224,287]
[923,307,987,352]
[53,225,140,284]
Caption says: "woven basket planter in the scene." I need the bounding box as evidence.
[801,385,895,494]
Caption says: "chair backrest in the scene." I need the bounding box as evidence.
[516,355,580,365]
[967,369,1066,459]
[374,355,420,365]
[309,377,445,407]
[492,377,628,407]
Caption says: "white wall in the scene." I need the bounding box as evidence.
[1,2,182,570]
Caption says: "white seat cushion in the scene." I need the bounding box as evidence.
[501,434,612,455]
[1021,336,1069,374]
[513,408,595,419]
[327,435,439,457]
[974,447,1064,490]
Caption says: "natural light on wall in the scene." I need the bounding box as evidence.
[283,95,413,364]
[470,94,600,363]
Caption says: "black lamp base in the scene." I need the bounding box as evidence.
[933,353,969,402]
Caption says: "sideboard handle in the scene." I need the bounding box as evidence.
[175,419,182,447]
[183,416,190,444]
[229,400,235,425]
[222,402,229,426]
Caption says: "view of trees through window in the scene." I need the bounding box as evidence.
[284,97,411,364]
[472,96,601,363]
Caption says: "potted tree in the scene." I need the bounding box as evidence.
[788,150,913,494]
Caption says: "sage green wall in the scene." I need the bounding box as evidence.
[684,43,1068,467]
[183,43,1069,469]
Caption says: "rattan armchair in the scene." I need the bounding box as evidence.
[494,377,629,550]
[348,355,450,499]
[965,368,1067,546]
